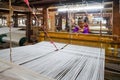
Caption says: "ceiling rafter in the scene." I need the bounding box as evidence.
[0,0,114,7]
[30,0,67,5]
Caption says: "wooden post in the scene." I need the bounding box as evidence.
[48,11,56,31]
[114,44,118,57]
[43,7,48,30]
[13,12,18,27]
[26,12,32,43]
[66,11,69,31]
[113,0,120,36]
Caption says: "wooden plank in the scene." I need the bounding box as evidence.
[38,32,120,45]
[113,0,120,36]
[0,59,55,80]
[0,3,29,12]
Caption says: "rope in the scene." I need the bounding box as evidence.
[99,0,105,78]
[100,0,104,50]
[24,0,58,50]
[41,27,58,51]
[9,0,12,62]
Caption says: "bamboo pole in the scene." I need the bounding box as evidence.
[9,0,13,62]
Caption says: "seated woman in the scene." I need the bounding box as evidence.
[72,22,89,34]
[82,23,89,33]
[78,22,89,34]
[72,24,79,33]
[78,22,84,33]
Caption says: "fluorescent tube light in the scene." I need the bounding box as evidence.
[58,5,104,12]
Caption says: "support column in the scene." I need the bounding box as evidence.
[48,11,56,31]
[1,17,4,26]
[66,11,69,32]
[43,7,48,30]
[113,0,120,36]
[113,0,120,48]
[26,12,32,42]
[13,12,18,27]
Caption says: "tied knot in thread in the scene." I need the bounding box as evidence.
[50,41,54,44]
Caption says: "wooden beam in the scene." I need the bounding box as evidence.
[26,12,32,42]
[30,0,67,5]
[12,6,29,12]
[113,0,120,36]
[0,3,30,12]
[13,12,18,27]
[43,7,48,30]
[105,56,120,64]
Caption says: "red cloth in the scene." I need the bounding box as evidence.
[24,0,29,6]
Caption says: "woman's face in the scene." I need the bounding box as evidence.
[79,22,84,28]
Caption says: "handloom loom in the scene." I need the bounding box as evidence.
[0,0,117,79]
[0,41,105,80]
